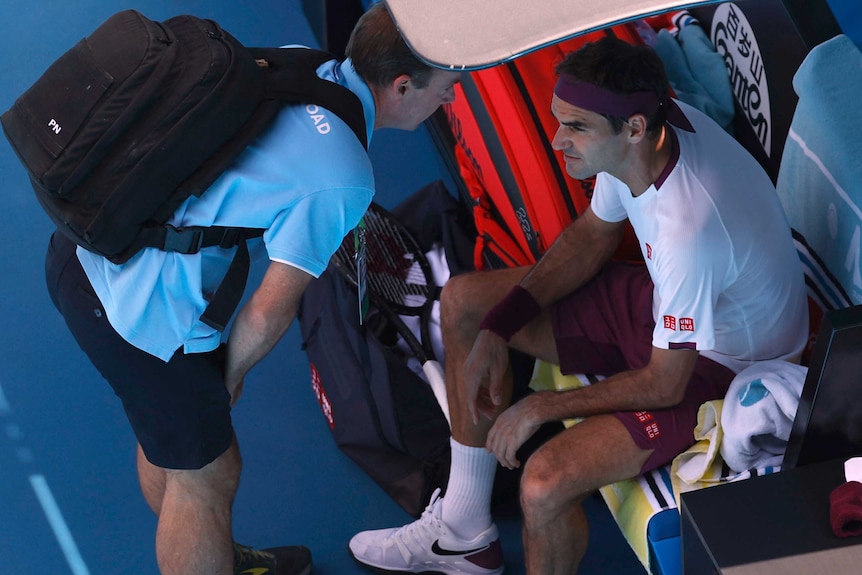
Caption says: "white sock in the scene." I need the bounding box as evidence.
[441,438,497,539]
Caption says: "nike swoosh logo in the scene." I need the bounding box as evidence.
[239,569,269,575]
[431,540,488,556]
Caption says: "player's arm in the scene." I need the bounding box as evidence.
[486,346,698,468]
[520,205,625,307]
[465,206,626,423]
[223,260,314,404]
[542,346,699,418]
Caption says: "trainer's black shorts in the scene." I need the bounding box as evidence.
[45,232,234,470]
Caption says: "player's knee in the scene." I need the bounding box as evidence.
[440,273,484,332]
[520,454,576,520]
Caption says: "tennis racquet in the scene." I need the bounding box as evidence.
[331,202,451,427]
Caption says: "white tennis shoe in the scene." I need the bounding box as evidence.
[348,489,504,574]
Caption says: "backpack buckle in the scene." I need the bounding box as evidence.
[163,225,204,254]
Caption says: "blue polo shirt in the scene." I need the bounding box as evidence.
[78,54,376,361]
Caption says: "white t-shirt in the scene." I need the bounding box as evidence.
[591,101,808,373]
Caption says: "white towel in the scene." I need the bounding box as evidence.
[719,360,807,472]
[400,242,448,376]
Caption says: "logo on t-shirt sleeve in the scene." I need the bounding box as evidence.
[663,315,698,350]
[663,315,695,331]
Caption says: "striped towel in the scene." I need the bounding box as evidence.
[670,399,781,503]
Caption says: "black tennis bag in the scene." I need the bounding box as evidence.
[1,9,366,330]
[298,181,556,516]
[298,182,471,517]
[300,263,452,518]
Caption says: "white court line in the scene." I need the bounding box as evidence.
[0,382,11,415]
[29,474,91,575]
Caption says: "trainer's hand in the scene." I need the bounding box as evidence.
[463,329,510,425]
[486,394,542,469]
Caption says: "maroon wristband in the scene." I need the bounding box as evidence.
[480,285,541,342]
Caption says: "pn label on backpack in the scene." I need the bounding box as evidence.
[355,217,369,324]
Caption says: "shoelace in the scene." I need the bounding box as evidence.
[388,488,445,558]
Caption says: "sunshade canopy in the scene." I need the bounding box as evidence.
[384,0,724,70]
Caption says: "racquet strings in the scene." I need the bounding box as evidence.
[356,208,433,312]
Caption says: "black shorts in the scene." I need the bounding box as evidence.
[45,232,234,470]
[551,262,735,473]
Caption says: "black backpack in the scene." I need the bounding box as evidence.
[1,9,367,330]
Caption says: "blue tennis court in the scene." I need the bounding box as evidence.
[0,1,642,573]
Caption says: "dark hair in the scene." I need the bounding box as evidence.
[345,2,434,89]
[555,37,670,137]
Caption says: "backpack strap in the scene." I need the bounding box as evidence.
[199,48,368,331]
[252,47,368,150]
[137,224,264,254]
[192,49,367,330]
[200,235,254,331]
[133,224,265,331]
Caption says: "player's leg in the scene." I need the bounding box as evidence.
[519,414,650,574]
[440,266,534,442]
[349,266,539,575]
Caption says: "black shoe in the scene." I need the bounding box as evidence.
[234,542,312,575]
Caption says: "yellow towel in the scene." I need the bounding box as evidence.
[669,395,784,503]
[528,360,588,428]
[670,399,727,503]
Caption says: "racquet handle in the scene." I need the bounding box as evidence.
[422,360,450,427]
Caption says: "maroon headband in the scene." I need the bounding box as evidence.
[554,74,694,132]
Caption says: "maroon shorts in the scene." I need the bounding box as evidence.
[551,262,735,473]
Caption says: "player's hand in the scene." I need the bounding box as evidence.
[486,394,542,469]
[463,329,511,425]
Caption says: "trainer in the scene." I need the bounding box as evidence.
[44,3,460,575]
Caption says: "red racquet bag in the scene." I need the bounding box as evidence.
[441,24,645,270]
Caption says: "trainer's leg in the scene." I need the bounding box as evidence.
[138,444,165,515]
[141,436,241,575]
[519,414,651,575]
[45,231,241,574]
